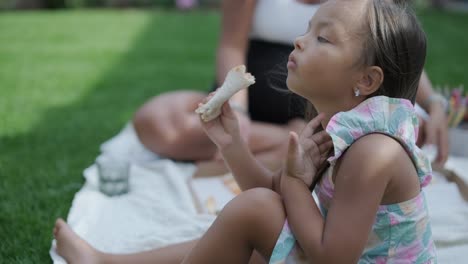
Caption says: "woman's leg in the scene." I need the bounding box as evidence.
[181,188,285,263]
[133,90,301,161]
[133,91,217,161]
[54,188,283,264]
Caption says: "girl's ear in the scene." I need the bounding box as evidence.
[356,66,384,96]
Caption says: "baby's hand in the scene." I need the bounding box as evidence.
[285,114,333,186]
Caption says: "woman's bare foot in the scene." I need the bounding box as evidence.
[54,218,102,264]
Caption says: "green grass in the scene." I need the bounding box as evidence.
[0,8,467,262]
[419,9,468,89]
[0,9,219,262]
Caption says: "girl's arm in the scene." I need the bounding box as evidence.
[208,0,279,191]
[218,103,281,192]
[221,136,282,192]
[282,134,406,263]
[201,102,282,192]
[222,139,280,191]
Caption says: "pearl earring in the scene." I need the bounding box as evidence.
[354,88,360,97]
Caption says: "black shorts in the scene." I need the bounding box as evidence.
[214,39,307,125]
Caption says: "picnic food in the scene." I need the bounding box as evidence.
[196,65,255,122]
[205,196,217,215]
[223,176,242,195]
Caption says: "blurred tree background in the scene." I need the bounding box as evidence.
[1,0,468,9]
[0,0,220,9]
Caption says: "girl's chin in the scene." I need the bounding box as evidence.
[286,78,313,102]
[286,77,296,91]
[286,77,302,95]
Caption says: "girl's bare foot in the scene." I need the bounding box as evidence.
[54,218,102,264]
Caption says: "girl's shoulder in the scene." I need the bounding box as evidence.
[326,96,432,188]
[331,133,413,184]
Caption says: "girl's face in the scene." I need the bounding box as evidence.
[287,0,369,103]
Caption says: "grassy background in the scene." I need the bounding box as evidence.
[0,8,467,262]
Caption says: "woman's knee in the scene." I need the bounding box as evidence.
[133,91,205,138]
[134,100,167,138]
[133,101,156,134]
[133,91,213,158]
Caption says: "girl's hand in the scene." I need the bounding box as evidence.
[199,93,242,151]
[213,109,251,160]
[284,114,333,186]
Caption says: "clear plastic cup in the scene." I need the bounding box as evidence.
[96,155,130,196]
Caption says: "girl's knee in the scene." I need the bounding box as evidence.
[226,188,285,258]
[241,188,282,207]
[227,188,284,221]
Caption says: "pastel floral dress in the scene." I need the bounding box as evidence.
[269,96,437,264]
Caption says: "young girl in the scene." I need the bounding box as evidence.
[53,0,436,263]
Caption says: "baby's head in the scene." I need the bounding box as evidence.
[287,0,426,110]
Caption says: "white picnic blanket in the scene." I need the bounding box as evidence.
[50,123,468,263]
[426,157,468,261]
[49,124,215,263]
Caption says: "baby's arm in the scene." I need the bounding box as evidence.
[281,134,403,262]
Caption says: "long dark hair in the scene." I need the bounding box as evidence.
[308,0,427,191]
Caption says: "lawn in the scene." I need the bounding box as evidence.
[0,8,467,262]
